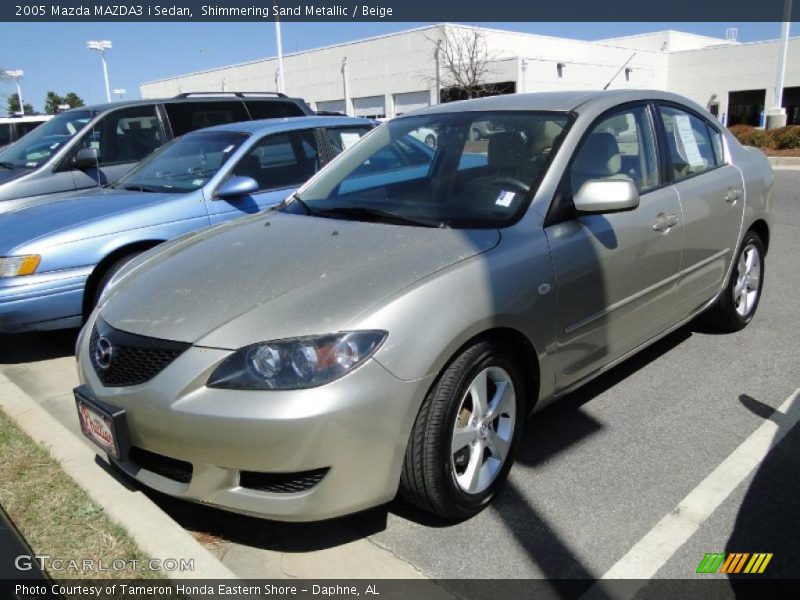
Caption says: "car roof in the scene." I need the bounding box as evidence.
[407,89,706,116]
[59,95,307,114]
[191,115,373,135]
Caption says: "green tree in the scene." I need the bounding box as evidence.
[63,92,85,108]
[44,91,64,114]
[7,93,34,116]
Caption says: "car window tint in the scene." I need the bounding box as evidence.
[0,124,11,146]
[658,106,718,179]
[16,121,44,137]
[245,100,306,120]
[326,126,373,156]
[230,129,320,191]
[571,106,659,196]
[79,106,164,166]
[165,101,249,136]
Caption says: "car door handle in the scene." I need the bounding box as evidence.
[724,188,743,204]
[652,213,679,233]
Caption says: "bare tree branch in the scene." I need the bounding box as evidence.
[424,25,498,101]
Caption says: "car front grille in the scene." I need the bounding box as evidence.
[128,447,193,484]
[239,468,329,493]
[89,318,191,387]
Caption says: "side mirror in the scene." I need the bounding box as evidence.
[573,178,639,214]
[73,147,101,169]
[215,176,259,200]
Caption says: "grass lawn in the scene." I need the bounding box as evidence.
[0,407,159,579]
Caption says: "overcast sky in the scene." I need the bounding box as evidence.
[0,21,790,112]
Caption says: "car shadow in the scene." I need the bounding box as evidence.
[0,329,78,365]
[725,393,800,591]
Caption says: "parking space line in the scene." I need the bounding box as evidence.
[584,387,800,593]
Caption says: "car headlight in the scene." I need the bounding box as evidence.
[0,255,41,277]
[207,331,387,391]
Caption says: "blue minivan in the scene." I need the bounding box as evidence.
[0,116,374,333]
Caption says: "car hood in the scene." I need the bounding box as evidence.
[101,212,500,348]
[0,188,177,251]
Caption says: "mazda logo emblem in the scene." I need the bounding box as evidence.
[94,336,114,370]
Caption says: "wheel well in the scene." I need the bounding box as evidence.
[749,220,770,254]
[83,240,164,317]
[470,327,541,414]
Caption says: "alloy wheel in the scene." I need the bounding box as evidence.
[450,366,517,495]
[733,243,762,318]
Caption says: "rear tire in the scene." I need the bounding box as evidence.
[400,339,524,520]
[701,230,764,332]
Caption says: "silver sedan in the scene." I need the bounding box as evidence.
[74,90,773,521]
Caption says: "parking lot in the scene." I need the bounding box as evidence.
[1,169,798,581]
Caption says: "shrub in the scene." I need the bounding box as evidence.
[771,126,800,149]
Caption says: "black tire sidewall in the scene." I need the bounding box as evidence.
[436,344,525,514]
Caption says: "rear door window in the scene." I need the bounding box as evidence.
[165,101,249,136]
[245,100,306,120]
[78,105,164,166]
[658,105,718,180]
[325,126,373,156]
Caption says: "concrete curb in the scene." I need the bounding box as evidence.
[0,374,237,580]
[768,156,800,170]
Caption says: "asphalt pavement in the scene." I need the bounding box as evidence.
[1,170,798,581]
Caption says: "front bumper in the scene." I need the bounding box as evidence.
[76,319,433,521]
[0,267,90,333]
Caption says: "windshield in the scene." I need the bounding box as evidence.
[290,111,571,228]
[113,130,248,193]
[0,110,96,168]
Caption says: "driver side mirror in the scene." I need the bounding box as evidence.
[573,178,639,214]
[215,176,259,200]
[73,147,101,170]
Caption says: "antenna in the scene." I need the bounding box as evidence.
[603,52,636,91]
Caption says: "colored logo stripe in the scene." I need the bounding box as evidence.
[696,552,773,574]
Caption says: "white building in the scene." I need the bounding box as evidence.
[139,24,800,127]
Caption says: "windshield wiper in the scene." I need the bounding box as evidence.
[0,161,18,169]
[312,206,447,228]
[118,183,161,193]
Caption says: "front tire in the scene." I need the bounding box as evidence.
[91,252,143,310]
[400,340,524,520]
[703,230,765,332]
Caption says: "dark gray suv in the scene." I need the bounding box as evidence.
[0,92,314,213]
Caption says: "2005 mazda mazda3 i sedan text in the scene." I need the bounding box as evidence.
[74,90,773,522]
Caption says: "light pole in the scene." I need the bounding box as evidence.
[113,88,126,100]
[767,0,793,129]
[4,70,24,115]
[274,18,285,93]
[86,40,113,102]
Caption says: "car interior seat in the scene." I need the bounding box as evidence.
[570,132,628,195]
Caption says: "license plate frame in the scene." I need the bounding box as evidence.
[74,386,131,461]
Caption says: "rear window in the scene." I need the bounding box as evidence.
[165,101,249,136]
[245,100,306,120]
